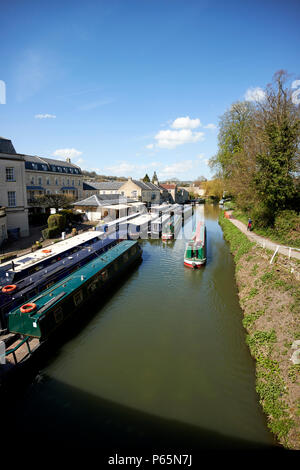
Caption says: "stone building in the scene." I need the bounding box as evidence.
[0,137,29,239]
[25,155,83,204]
[119,178,161,204]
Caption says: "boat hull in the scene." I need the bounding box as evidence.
[184,258,206,268]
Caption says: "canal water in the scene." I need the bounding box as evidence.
[3,205,275,451]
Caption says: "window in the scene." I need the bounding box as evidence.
[72,180,74,186]
[78,180,81,186]
[46,178,50,185]
[55,178,58,185]
[131,190,137,197]
[7,191,16,207]
[31,177,35,184]
[38,177,42,185]
[6,167,15,181]
[41,164,48,171]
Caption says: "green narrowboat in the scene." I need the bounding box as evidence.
[184,221,206,268]
[8,240,142,340]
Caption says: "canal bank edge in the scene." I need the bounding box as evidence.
[219,211,300,450]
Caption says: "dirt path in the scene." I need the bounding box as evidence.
[227,213,300,261]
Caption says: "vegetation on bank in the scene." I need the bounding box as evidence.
[211,70,300,230]
[225,202,300,248]
[219,211,300,449]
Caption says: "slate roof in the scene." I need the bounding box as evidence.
[73,194,137,207]
[132,180,160,191]
[24,155,82,174]
[84,181,124,190]
[0,137,17,154]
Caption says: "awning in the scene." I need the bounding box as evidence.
[26,186,44,190]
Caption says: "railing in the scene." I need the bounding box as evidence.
[5,336,33,364]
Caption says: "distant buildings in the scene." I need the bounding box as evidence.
[160,183,189,203]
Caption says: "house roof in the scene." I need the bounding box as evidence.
[0,137,17,154]
[73,194,137,207]
[24,155,82,174]
[160,184,177,190]
[131,180,160,191]
[84,181,124,190]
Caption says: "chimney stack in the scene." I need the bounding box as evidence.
[66,157,71,163]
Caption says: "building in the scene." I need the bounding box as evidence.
[182,184,205,198]
[119,178,161,204]
[73,194,143,221]
[25,155,83,204]
[160,183,189,203]
[0,137,29,239]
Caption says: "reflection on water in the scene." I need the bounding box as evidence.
[2,204,275,451]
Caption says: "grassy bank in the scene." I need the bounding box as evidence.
[225,203,300,249]
[219,211,300,449]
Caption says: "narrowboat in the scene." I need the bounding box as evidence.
[0,236,119,330]
[184,221,207,268]
[161,214,182,240]
[151,213,172,238]
[127,213,160,239]
[8,240,142,340]
[182,205,192,221]
[0,213,140,286]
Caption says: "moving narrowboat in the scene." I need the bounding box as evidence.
[0,236,119,330]
[8,240,142,340]
[184,221,206,268]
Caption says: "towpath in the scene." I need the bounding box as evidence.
[226,212,300,261]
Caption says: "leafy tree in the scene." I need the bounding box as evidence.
[34,194,75,212]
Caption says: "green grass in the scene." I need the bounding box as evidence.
[233,209,300,248]
[219,211,254,262]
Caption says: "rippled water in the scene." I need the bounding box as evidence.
[4,204,275,451]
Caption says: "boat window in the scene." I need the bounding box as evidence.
[54,307,63,323]
[73,290,83,306]
[88,279,98,293]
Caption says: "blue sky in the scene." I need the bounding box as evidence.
[1,0,300,181]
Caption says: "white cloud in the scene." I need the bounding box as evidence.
[35,113,56,119]
[52,148,83,160]
[155,129,205,149]
[197,153,205,159]
[158,160,194,178]
[244,87,266,102]
[146,143,154,149]
[171,116,201,129]
[203,123,216,130]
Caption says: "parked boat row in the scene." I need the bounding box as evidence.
[0,236,120,330]
[8,240,142,340]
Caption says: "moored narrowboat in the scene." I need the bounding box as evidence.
[161,214,182,240]
[8,240,142,340]
[184,221,206,268]
[0,236,119,331]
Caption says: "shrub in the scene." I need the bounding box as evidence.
[47,213,66,231]
[42,226,61,240]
